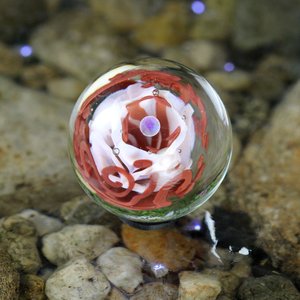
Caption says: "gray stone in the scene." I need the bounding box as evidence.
[88,0,163,32]
[0,216,41,273]
[132,2,190,51]
[206,70,252,92]
[190,0,237,40]
[59,195,105,225]
[203,269,241,298]
[0,77,81,216]
[252,55,300,101]
[0,0,47,42]
[97,247,143,293]
[229,81,300,279]
[18,209,63,236]
[0,248,19,300]
[178,271,221,300]
[233,0,300,53]
[0,43,23,77]
[163,40,226,73]
[42,224,119,265]
[31,10,132,82]
[130,282,178,300]
[21,64,59,89]
[47,77,85,101]
[45,258,110,300]
[237,275,300,300]
[181,41,226,71]
[231,258,252,279]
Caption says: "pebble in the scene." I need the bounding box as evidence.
[59,195,105,225]
[237,275,300,300]
[97,247,143,293]
[122,224,202,272]
[0,42,23,77]
[190,0,237,40]
[21,64,59,89]
[230,81,300,278]
[233,0,300,53]
[88,0,163,32]
[231,258,252,279]
[31,10,131,82]
[42,224,119,265]
[252,54,298,101]
[202,268,241,298]
[0,77,81,216]
[0,248,19,300]
[206,70,252,92]
[47,77,85,101]
[45,257,111,300]
[132,2,189,51]
[130,282,178,300]
[106,288,127,300]
[181,40,226,71]
[20,274,45,300]
[0,216,41,274]
[178,271,222,300]
[18,209,63,236]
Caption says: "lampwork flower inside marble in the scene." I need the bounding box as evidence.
[69,58,232,223]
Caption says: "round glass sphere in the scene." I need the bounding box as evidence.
[69,58,232,223]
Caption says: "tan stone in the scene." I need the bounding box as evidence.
[122,224,203,272]
[229,81,300,279]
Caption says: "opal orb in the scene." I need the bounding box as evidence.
[69,58,232,223]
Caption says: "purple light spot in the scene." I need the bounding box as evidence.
[185,219,202,231]
[191,1,206,14]
[224,62,235,72]
[140,116,160,137]
[19,45,33,57]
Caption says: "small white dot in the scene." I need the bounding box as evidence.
[112,148,120,155]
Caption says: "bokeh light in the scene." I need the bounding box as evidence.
[191,1,206,15]
[19,45,33,57]
[223,62,235,72]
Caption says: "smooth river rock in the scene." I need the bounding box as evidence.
[42,224,119,265]
[178,271,222,300]
[229,80,300,279]
[31,10,131,82]
[0,77,81,216]
[45,258,110,300]
[122,224,203,272]
[97,247,143,293]
[18,209,63,236]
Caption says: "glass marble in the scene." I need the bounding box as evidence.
[69,58,232,223]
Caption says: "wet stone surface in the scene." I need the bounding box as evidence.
[0,0,300,298]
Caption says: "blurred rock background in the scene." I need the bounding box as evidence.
[0,0,300,299]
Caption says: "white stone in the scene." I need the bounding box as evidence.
[178,271,221,300]
[42,225,119,265]
[97,247,143,293]
[45,257,110,300]
[18,209,63,236]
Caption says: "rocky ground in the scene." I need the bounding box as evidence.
[0,0,300,299]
